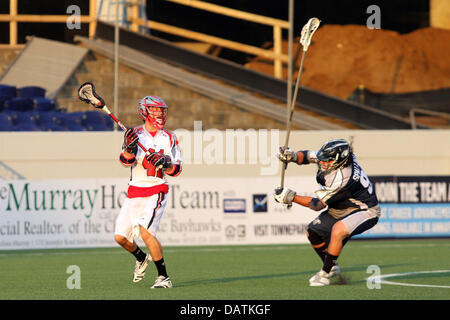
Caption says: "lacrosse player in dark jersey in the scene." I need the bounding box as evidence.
[274,139,380,286]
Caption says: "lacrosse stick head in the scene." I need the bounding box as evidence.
[300,17,321,51]
[78,82,105,108]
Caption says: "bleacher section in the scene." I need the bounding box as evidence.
[0,37,114,131]
[0,84,113,131]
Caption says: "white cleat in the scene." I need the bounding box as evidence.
[151,275,173,288]
[330,264,341,277]
[133,254,152,283]
[308,264,341,284]
[309,270,331,286]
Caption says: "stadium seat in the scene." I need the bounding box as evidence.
[59,112,87,131]
[0,96,9,112]
[0,84,17,99]
[34,97,57,112]
[82,110,113,131]
[37,111,65,131]
[41,123,66,131]
[84,121,111,131]
[11,111,39,127]
[17,86,46,98]
[12,123,41,131]
[0,113,14,131]
[4,97,34,112]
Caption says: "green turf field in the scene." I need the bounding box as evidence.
[0,239,449,300]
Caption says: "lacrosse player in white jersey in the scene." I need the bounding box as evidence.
[114,96,182,288]
[274,139,380,286]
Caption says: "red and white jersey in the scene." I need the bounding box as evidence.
[119,125,182,198]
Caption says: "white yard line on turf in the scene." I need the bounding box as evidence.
[360,242,450,249]
[368,270,450,289]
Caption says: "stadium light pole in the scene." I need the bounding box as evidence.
[113,0,120,131]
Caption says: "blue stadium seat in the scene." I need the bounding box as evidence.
[4,97,34,112]
[0,113,14,131]
[40,123,66,131]
[11,111,39,127]
[84,121,110,131]
[59,112,87,131]
[12,123,41,131]
[37,111,65,131]
[17,86,46,98]
[0,84,17,99]
[34,97,57,112]
[0,96,9,112]
[82,110,113,131]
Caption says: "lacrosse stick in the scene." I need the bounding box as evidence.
[77,82,164,169]
[280,18,321,191]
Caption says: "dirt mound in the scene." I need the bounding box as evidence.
[245,25,450,99]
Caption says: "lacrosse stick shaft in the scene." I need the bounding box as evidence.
[280,50,306,189]
[102,104,166,171]
[103,105,165,171]
[77,81,153,158]
[101,105,150,155]
[279,17,320,190]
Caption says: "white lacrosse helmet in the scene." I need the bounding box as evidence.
[137,96,168,129]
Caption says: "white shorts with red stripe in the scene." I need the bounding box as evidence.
[114,191,167,241]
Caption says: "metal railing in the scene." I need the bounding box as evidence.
[129,0,290,79]
[409,108,450,129]
[0,0,97,48]
[0,0,291,79]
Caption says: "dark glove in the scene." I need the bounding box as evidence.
[124,128,138,154]
[146,152,172,169]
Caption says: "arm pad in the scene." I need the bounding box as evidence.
[165,163,182,177]
[309,198,326,211]
[299,150,310,164]
[119,152,136,167]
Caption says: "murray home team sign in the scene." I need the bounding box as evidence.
[0,179,127,249]
[1,176,449,250]
[0,177,320,250]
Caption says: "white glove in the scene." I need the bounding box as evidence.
[278,147,298,163]
[274,187,296,205]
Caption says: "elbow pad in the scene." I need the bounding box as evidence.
[299,150,310,164]
[165,163,182,177]
[119,152,136,167]
[309,198,325,211]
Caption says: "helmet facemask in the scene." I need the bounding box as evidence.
[138,96,168,129]
[316,139,351,173]
[148,106,167,129]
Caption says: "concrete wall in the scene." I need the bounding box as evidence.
[57,52,292,131]
[1,130,449,180]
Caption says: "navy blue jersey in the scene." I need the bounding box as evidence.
[314,156,379,219]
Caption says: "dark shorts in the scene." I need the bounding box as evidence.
[307,208,379,246]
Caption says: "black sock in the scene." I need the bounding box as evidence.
[154,258,168,277]
[313,245,328,263]
[131,247,147,262]
[323,253,339,274]
[307,230,327,263]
